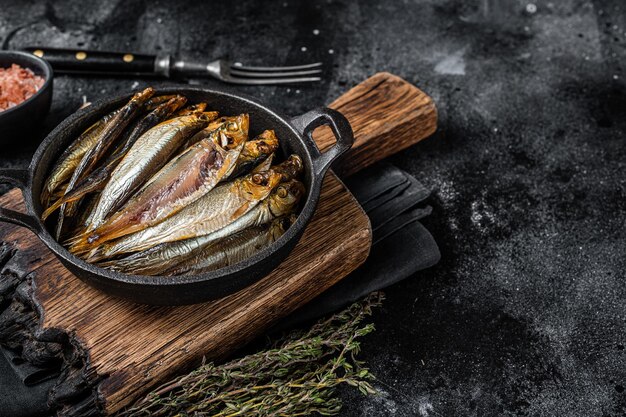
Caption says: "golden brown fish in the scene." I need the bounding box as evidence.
[40,109,121,208]
[99,179,304,275]
[78,112,218,235]
[167,214,295,276]
[82,165,290,261]
[41,95,187,221]
[54,88,156,238]
[226,129,280,180]
[81,114,249,246]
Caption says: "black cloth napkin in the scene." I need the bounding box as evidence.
[0,347,55,417]
[0,162,439,415]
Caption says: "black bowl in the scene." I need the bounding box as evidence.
[0,87,353,305]
[0,51,53,145]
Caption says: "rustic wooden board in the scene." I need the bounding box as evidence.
[0,173,370,413]
[0,72,437,416]
[313,72,438,176]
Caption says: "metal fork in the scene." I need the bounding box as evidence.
[203,59,323,85]
[22,47,323,85]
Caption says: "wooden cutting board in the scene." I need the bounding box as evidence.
[0,72,437,416]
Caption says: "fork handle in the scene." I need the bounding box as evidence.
[21,47,171,77]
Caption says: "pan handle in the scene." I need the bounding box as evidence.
[0,169,41,234]
[290,108,354,176]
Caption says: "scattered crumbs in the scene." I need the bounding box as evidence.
[368,387,398,414]
[295,89,301,94]
[434,49,466,75]
[282,2,288,6]
[100,89,106,94]
[286,88,291,93]
[313,29,320,35]
[526,3,537,14]
[131,81,139,89]
[421,359,425,366]
[613,74,619,80]
[233,62,242,67]
[328,48,334,54]
[156,17,163,23]
[301,46,307,52]
[418,398,434,417]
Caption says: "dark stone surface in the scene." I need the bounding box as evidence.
[1,0,625,415]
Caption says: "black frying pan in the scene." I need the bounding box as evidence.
[0,88,353,305]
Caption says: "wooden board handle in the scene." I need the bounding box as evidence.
[313,72,437,177]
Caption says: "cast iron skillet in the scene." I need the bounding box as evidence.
[0,87,353,305]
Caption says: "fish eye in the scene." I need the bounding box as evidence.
[252,174,268,185]
[277,187,288,198]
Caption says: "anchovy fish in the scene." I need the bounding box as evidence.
[84,165,289,261]
[226,129,280,180]
[40,109,121,207]
[79,112,218,235]
[168,215,295,276]
[100,179,304,275]
[84,114,249,244]
[54,88,156,238]
[41,96,187,221]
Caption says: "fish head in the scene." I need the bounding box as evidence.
[175,102,207,116]
[268,180,306,216]
[206,114,249,150]
[244,130,279,159]
[269,214,297,240]
[240,170,283,201]
[129,87,155,105]
[222,113,249,150]
[271,154,303,182]
[199,111,220,123]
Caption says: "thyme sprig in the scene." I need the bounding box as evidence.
[118,292,383,417]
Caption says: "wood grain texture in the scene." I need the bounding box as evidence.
[0,72,437,416]
[316,72,437,177]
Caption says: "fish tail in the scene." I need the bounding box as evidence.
[65,232,99,255]
[41,198,64,221]
[85,246,107,263]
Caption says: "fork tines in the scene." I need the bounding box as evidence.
[227,61,323,85]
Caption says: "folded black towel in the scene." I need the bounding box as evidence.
[0,347,54,417]
[0,162,440,415]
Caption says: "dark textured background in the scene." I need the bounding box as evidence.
[1,0,625,415]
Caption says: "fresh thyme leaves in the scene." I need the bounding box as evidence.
[118,292,383,417]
